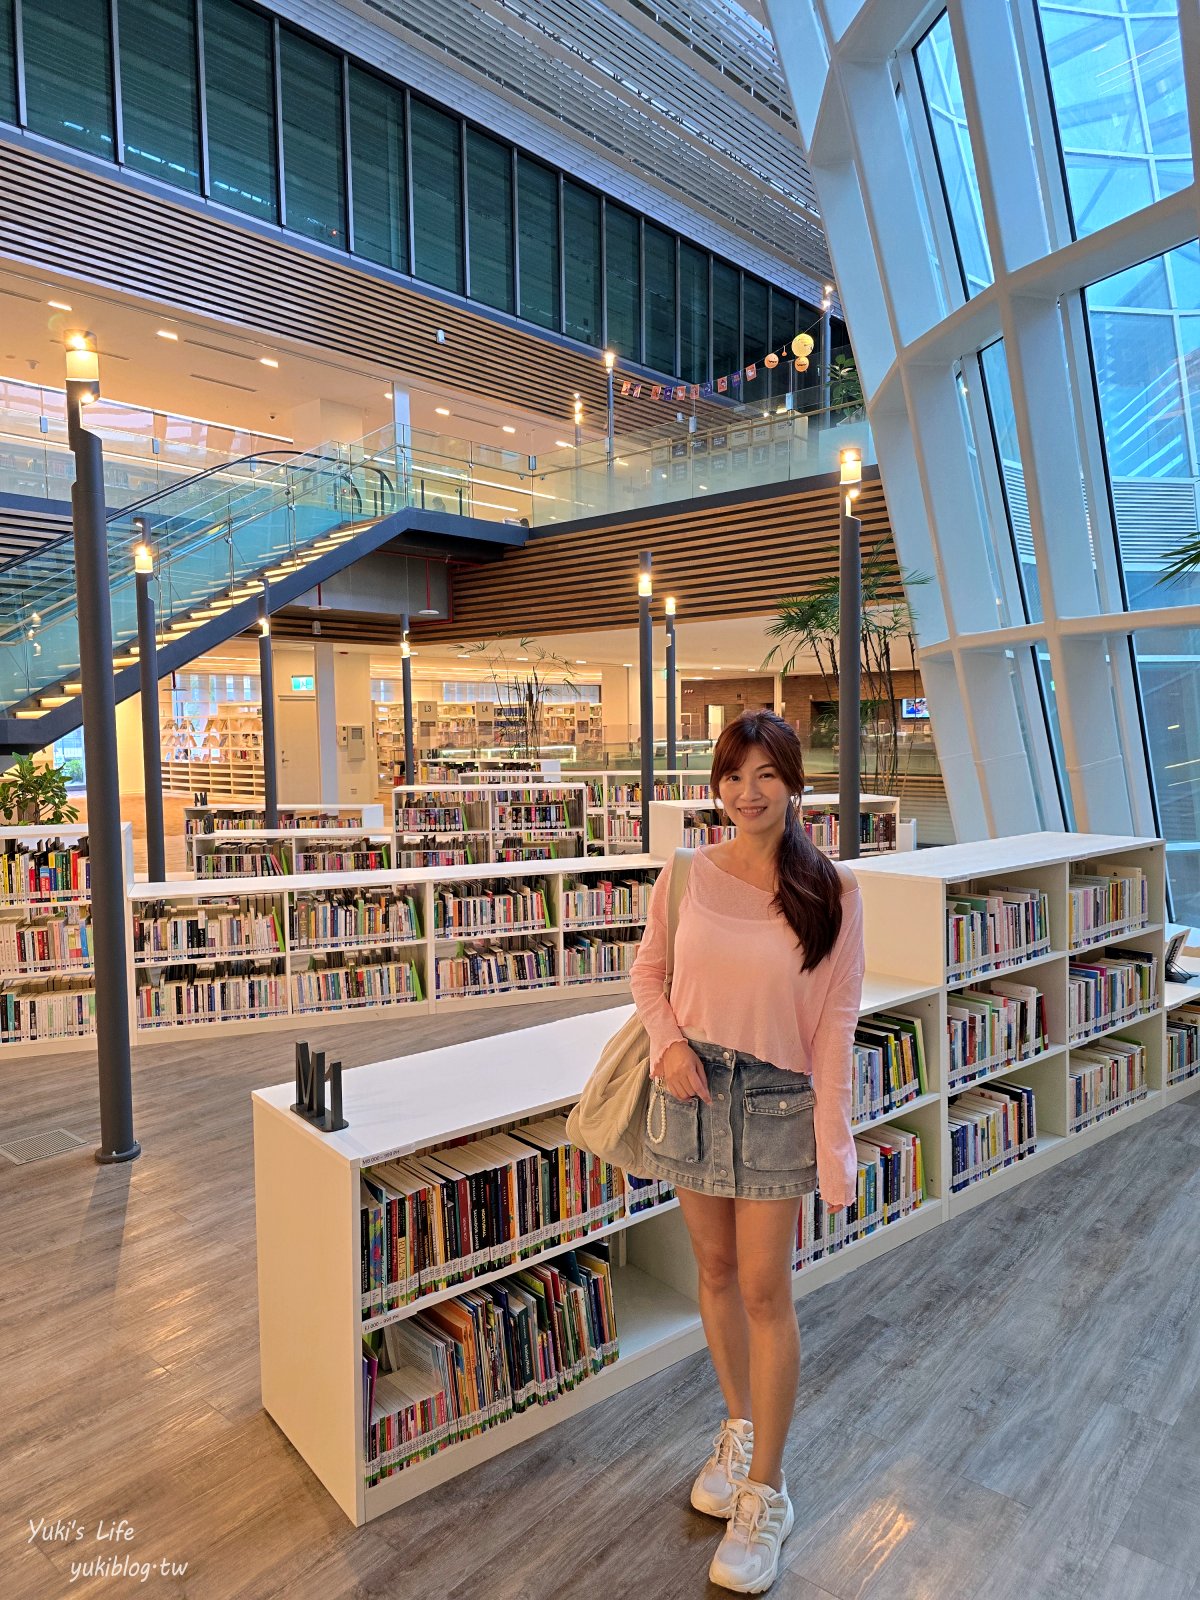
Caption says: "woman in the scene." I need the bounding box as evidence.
[629,710,864,1595]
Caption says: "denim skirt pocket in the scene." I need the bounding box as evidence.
[740,1084,816,1175]
[647,1081,704,1166]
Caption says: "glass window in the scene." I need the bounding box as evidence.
[563,181,601,347]
[770,291,799,401]
[1,0,18,124]
[517,155,559,331]
[712,260,740,389]
[742,275,770,405]
[348,66,406,273]
[1086,240,1200,610]
[118,0,200,191]
[280,29,344,246]
[605,204,641,362]
[956,367,1012,628]
[678,242,709,385]
[1133,627,1200,931]
[1036,2,1192,238]
[410,100,463,294]
[204,0,277,224]
[979,340,1042,622]
[1034,646,1075,829]
[914,12,993,298]
[22,0,114,158]
[467,130,513,314]
[644,223,677,376]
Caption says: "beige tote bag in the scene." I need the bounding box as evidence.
[565,847,694,1174]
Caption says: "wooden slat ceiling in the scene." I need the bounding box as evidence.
[415,474,898,640]
[0,139,736,433]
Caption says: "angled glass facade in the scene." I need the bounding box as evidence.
[783,0,1200,924]
[0,0,829,385]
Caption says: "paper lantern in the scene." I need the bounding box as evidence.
[764,352,779,369]
[794,356,810,373]
[792,333,815,357]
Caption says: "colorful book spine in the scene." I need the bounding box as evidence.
[363,1242,619,1484]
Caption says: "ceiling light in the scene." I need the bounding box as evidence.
[384,390,393,399]
[47,300,72,311]
[575,659,587,665]
[502,425,516,434]
[259,356,278,368]
[157,329,179,341]
[435,407,451,417]
[554,440,572,449]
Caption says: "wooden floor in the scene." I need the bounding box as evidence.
[3,994,1200,1600]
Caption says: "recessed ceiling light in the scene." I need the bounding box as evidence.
[554,440,572,448]
[502,425,516,434]
[384,390,393,399]
[698,484,708,491]
[260,356,279,368]
[575,659,587,664]
[436,407,451,417]
[622,662,632,668]
[157,329,178,341]
[47,299,72,311]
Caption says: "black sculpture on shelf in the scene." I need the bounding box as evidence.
[291,1041,349,1132]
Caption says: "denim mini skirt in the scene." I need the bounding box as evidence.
[640,1039,818,1200]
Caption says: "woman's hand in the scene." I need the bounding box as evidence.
[656,1040,711,1103]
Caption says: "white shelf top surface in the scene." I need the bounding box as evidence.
[191,829,390,842]
[131,853,665,901]
[252,967,939,1168]
[850,831,1159,882]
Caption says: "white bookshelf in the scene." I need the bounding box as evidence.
[391,782,591,867]
[252,828,1200,1526]
[646,794,905,859]
[0,823,134,1053]
[573,770,713,854]
[253,990,942,1526]
[129,853,663,1033]
[183,803,386,868]
[188,827,392,880]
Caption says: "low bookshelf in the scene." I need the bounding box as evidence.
[573,771,713,854]
[0,823,134,1052]
[253,829,1198,1526]
[253,982,943,1526]
[189,828,392,880]
[646,794,906,859]
[128,854,663,1033]
[392,782,591,868]
[183,803,385,869]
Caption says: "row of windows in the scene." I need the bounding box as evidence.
[0,0,823,393]
[914,3,1193,303]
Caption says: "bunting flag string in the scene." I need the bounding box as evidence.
[616,327,820,405]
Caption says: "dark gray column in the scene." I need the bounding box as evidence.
[402,613,415,785]
[258,584,279,828]
[838,458,862,862]
[134,541,165,883]
[638,551,653,850]
[67,368,139,1164]
[665,598,677,773]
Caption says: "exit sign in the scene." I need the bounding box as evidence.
[290,675,314,692]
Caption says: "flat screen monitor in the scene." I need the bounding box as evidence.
[901,697,929,720]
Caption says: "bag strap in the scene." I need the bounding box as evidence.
[664,846,695,991]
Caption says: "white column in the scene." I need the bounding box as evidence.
[314,642,339,804]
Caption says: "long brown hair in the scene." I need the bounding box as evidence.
[709,710,844,970]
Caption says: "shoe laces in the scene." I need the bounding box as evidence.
[710,1422,751,1479]
[729,1482,773,1549]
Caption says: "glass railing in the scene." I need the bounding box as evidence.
[0,375,294,508]
[0,429,401,711]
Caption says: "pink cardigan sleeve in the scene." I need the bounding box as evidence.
[809,874,865,1208]
[629,864,687,1072]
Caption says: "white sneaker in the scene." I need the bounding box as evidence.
[690,1418,754,1517]
[708,1477,794,1594]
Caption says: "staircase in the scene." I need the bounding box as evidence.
[0,425,525,760]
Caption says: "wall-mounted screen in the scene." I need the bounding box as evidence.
[901,697,929,720]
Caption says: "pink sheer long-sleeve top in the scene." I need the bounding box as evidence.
[628,846,865,1207]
